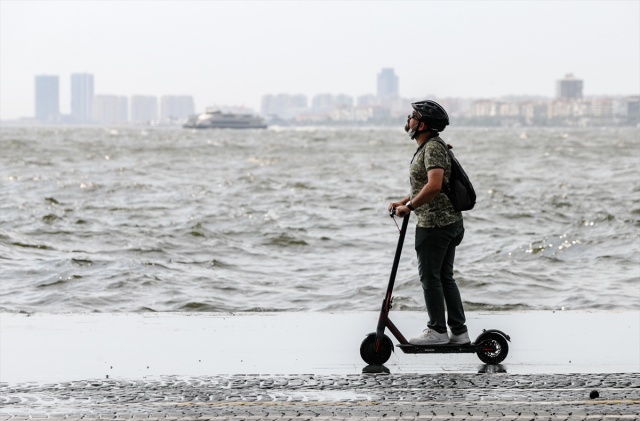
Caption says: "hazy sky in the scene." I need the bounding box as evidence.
[1,0,638,119]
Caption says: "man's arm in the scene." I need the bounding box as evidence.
[395,168,444,216]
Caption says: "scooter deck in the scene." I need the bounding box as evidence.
[397,343,478,354]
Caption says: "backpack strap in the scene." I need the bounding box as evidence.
[426,138,452,193]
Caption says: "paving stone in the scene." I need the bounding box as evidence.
[0,373,638,419]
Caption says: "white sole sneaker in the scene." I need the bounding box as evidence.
[409,329,449,345]
[449,331,471,345]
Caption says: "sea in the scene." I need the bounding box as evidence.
[0,126,638,313]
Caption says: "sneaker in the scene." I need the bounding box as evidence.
[449,331,471,345]
[409,329,449,345]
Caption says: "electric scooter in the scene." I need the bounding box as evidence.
[360,211,511,366]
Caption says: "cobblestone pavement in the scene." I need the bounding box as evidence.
[1,372,638,420]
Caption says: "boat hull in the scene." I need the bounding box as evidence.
[183,110,268,129]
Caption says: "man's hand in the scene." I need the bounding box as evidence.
[388,201,406,213]
[394,205,411,217]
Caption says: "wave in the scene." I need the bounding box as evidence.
[0,126,638,313]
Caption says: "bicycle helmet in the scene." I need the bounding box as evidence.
[411,100,449,132]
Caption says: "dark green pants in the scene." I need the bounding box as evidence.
[415,219,467,335]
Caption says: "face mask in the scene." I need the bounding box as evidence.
[405,121,418,139]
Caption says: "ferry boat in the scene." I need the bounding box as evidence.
[183,109,268,129]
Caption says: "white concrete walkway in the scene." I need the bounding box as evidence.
[1,310,638,383]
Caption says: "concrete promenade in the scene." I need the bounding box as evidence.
[1,311,639,419]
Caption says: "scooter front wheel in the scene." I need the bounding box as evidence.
[360,332,393,365]
[476,332,509,364]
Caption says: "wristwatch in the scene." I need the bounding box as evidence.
[406,201,415,211]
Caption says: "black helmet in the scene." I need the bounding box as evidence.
[411,100,449,132]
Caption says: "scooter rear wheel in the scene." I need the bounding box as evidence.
[360,332,393,365]
[476,332,509,364]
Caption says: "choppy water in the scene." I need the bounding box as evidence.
[0,126,638,313]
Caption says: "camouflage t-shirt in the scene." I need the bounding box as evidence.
[409,136,463,228]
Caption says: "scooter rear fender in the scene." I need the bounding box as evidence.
[474,329,511,343]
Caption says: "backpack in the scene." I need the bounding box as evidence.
[431,139,476,211]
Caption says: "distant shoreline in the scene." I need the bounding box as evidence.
[2,121,639,129]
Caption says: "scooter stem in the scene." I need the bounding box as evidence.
[376,213,410,342]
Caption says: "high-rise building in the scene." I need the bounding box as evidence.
[261,94,307,120]
[377,68,399,99]
[311,94,335,113]
[556,73,583,100]
[71,73,94,123]
[357,94,379,107]
[627,97,640,125]
[130,95,158,123]
[93,95,128,124]
[334,94,354,108]
[160,95,195,123]
[34,75,60,122]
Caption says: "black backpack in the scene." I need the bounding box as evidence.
[431,139,476,211]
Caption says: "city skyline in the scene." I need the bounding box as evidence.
[25,69,640,127]
[28,68,404,122]
[16,62,640,123]
[30,72,198,124]
[1,1,638,121]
